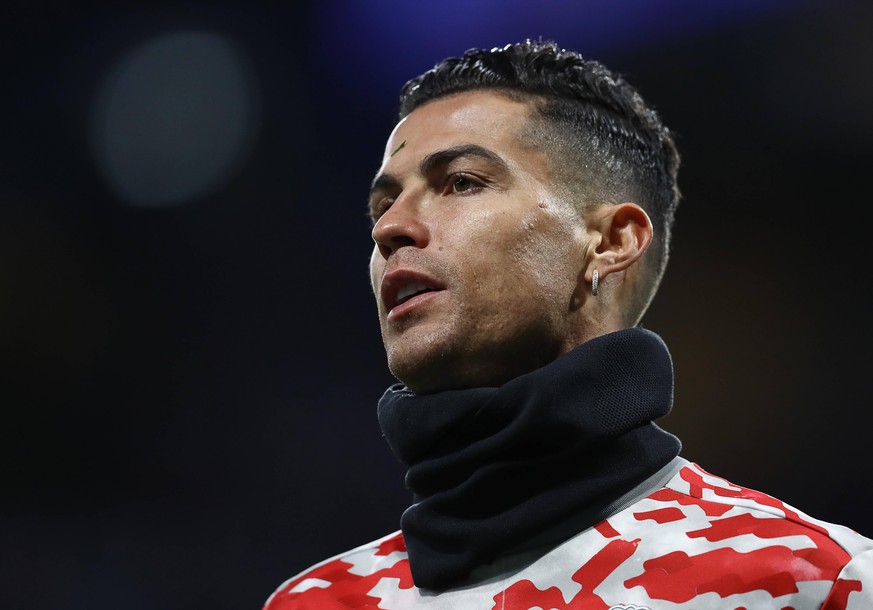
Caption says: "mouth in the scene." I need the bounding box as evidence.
[396,282,438,305]
[381,270,445,319]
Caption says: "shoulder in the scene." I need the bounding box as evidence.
[611,460,873,608]
[261,530,411,610]
[657,461,873,554]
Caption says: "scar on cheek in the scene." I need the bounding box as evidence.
[390,140,407,157]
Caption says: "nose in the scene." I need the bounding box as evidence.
[371,195,429,259]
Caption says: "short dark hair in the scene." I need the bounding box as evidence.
[398,40,681,324]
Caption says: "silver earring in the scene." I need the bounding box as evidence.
[591,269,599,296]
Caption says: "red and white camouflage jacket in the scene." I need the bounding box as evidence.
[263,460,873,609]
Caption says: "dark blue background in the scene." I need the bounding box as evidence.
[3,1,872,608]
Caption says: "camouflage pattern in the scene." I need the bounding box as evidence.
[264,461,873,609]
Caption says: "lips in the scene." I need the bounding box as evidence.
[380,269,445,318]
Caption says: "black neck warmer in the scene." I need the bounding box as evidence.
[376,327,682,590]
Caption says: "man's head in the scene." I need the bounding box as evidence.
[368,40,681,394]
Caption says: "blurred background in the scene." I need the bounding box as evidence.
[2,1,872,608]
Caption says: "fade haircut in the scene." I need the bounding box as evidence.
[398,40,681,325]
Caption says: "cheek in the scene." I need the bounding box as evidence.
[509,221,580,294]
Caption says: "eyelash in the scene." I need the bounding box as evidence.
[443,172,484,196]
[369,173,485,224]
[370,198,394,224]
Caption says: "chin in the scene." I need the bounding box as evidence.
[386,316,565,390]
[387,358,446,394]
[387,354,465,395]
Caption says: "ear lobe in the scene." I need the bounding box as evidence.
[586,202,653,282]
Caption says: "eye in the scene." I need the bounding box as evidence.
[444,173,482,195]
[369,197,394,224]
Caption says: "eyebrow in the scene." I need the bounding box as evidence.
[369,143,510,200]
[420,143,509,177]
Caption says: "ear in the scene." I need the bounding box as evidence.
[584,202,653,284]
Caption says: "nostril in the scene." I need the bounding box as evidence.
[376,234,415,259]
[391,235,416,248]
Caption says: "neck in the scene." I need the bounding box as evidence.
[377,327,682,590]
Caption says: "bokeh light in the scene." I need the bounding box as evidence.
[91,30,261,207]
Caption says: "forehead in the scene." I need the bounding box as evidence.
[379,91,535,169]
